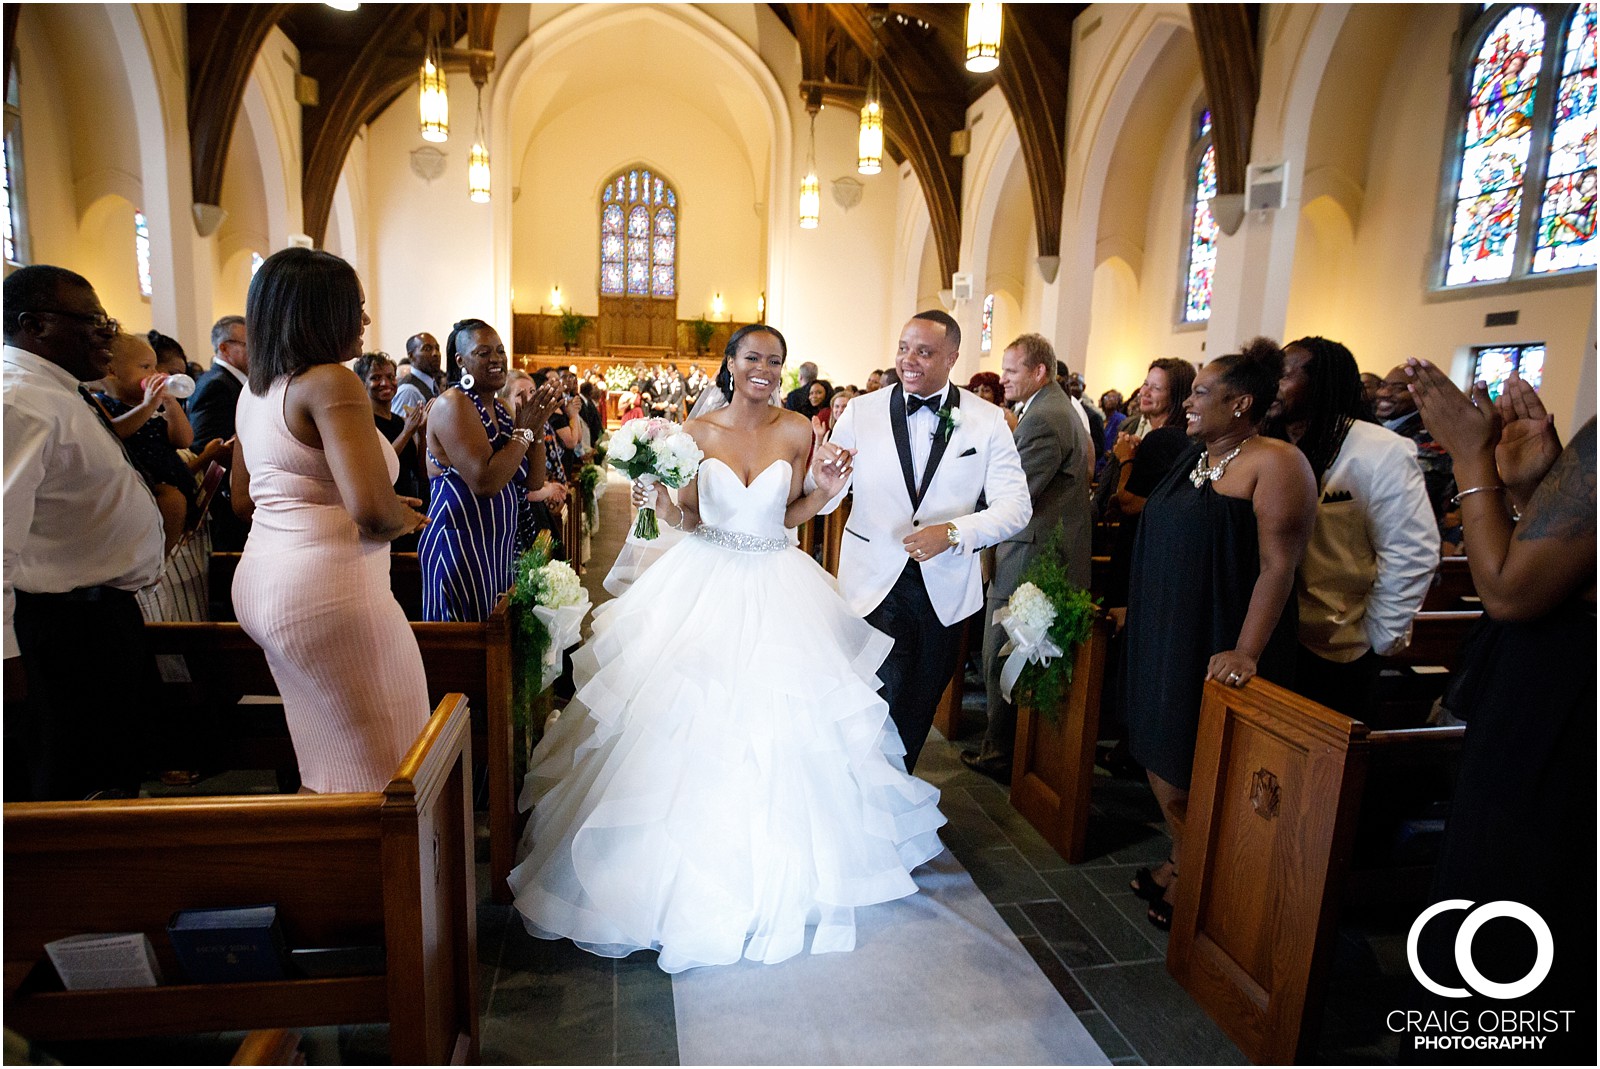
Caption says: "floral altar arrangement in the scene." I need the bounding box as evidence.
[607,417,703,540]
[993,534,1098,722]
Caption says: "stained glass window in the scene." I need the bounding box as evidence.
[1182,142,1219,323]
[2,134,16,264]
[3,63,22,265]
[598,167,677,299]
[1444,4,1597,285]
[134,210,152,298]
[980,293,994,353]
[1533,2,1596,272]
[1471,342,1546,398]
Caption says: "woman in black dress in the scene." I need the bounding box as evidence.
[1406,362,1594,1063]
[1122,340,1318,928]
[355,352,429,551]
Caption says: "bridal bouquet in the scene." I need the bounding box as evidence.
[608,417,702,540]
[994,535,1098,720]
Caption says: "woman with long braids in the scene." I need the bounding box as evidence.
[419,319,559,621]
[1121,339,1317,930]
[1269,336,1436,717]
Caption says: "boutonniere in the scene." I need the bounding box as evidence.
[934,406,963,442]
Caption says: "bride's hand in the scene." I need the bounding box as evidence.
[630,478,659,510]
[813,446,854,496]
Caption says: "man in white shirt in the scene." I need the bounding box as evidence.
[391,331,443,414]
[1272,336,1437,716]
[4,265,165,800]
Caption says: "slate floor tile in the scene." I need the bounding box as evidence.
[1042,868,1164,964]
[1020,899,1114,967]
[1074,961,1249,1065]
[1016,935,1095,1011]
[1075,1010,1136,1061]
[959,844,1057,904]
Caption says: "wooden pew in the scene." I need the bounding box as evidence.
[1167,678,1464,1064]
[145,595,519,905]
[4,695,479,1064]
[1009,615,1113,863]
[208,553,424,622]
[1371,609,1482,727]
[1420,555,1475,611]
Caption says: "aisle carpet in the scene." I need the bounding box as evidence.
[671,848,1111,1065]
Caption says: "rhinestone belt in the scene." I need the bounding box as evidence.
[694,524,788,553]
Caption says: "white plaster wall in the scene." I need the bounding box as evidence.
[366,70,496,359]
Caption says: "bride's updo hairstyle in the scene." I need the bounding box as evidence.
[716,323,789,401]
[1204,337,1284,427]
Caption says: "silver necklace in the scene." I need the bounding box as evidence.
[1190,435,1255,488]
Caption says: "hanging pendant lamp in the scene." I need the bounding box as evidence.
[799,112,821,229]
[858,60,884,175]
[468,86,490,202]
[418,14,449,143]
[965,2,1003,73]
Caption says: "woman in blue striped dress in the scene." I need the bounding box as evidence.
[420,319,559,621]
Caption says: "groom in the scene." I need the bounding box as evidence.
[817,311,1031,772]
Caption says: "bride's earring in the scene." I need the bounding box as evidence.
[460,372,476,391]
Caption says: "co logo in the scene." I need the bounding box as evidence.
[1407,899,1554,1000]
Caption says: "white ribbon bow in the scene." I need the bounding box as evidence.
[993,605,1064,704]
[532,597,591,692]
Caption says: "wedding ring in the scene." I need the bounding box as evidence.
[1228,672,1241,683]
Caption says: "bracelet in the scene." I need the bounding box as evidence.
[510,428,537,447]
[1452,485,1506,506]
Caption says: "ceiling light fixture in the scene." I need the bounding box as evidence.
[965,2,1003,73]
[467,84,490,203]
[418,12,448,143]
[324,1,361,10]
[799,111,821,229]
[858,54,884,175]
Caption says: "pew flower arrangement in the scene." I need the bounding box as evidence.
[608,417,703,540]
[994,534,1098,723]
[509,532,592,752]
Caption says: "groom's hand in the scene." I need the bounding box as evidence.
[903,526,952,562]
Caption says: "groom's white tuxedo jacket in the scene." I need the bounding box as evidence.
[823,384,1031,626]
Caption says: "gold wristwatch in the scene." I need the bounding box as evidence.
[945,522,961,549]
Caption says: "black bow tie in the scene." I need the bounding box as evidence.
[906,392,943,415]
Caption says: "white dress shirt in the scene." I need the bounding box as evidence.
[213,358,248,387]
[391,367,437,414]
[904,383,952,486]
[3,344,164,658]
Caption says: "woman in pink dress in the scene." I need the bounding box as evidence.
[231,248,431,793]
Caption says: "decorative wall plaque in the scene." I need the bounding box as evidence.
[831,175,863,212]
[410,146,447,183]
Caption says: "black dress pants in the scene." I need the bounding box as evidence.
[9,587,156,800]
[1294,645,1380,719]
[864,559,964,773]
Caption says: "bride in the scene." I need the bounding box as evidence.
[508,324,947,973]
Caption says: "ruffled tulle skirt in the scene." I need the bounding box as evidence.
[508,535,946,973]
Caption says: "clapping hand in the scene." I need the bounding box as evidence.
[401,398,433,438]
[1494,371,1562,502]
[516,384,561,432]
[397,495,430,533]
[1111,431,1139,465]
[1405,358,1500,462]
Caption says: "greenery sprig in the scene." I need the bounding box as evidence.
[1012,530,1099,721]
[507,531,557,773]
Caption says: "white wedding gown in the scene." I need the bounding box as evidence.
[508,457,947,973]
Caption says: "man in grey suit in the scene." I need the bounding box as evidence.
[963,334,1093,781]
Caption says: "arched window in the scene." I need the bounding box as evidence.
[1181,109,1218,323]
[599,167,677,298]
[1443,3,1596,286]
[5,62,27,265]
[134,210,152,299]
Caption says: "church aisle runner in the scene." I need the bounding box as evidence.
[671,849,1110,1065]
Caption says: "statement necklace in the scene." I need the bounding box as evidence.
[1190,435,1255,488]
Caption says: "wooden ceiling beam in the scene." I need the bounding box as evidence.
[187,4,294,210]
[827,2,966,282]
[994,5,1073,260]
[1189,3,1259,197]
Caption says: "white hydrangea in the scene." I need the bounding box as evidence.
[655,430,704,485]
[1008,582,1057,634]
[536,560,584,608]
